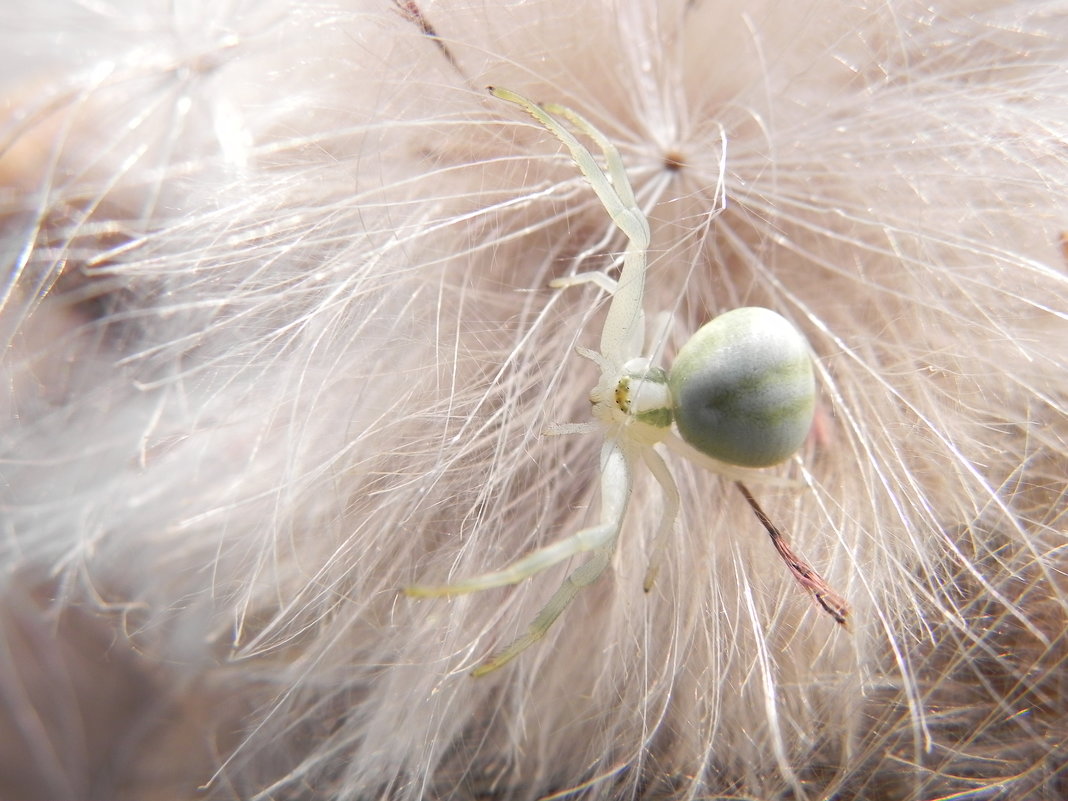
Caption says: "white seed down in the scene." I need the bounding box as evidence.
[669,307,815,468]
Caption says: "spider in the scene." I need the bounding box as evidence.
[407,87,848,676]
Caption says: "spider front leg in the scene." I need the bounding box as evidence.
[489,87,650,365]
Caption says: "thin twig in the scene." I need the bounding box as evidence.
[392,1,466,78]
[736,481,850,627]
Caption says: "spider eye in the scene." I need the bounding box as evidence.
[668,307,815,468]
[616,365,673,429]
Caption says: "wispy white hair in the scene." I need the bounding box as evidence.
[2,1,1066,799]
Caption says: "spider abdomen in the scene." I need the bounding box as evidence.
[668,307,815,468]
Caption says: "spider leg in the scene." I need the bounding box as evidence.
[490,88,646,246]
[405,519,617,597]
[537,103,652,365]
[544,421,599,436]
[541,102,638,213]
[490,88,651,364]
[471,545,614,676]
[406,440,631,597]
[466,439,633,675]
[596,222,648,366]
[549,270,618,294]
[640,445,681,592]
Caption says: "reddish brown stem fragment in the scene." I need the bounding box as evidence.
[735,481,850,626]
[392,1,463,76]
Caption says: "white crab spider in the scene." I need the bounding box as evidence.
[407,87,848,676]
